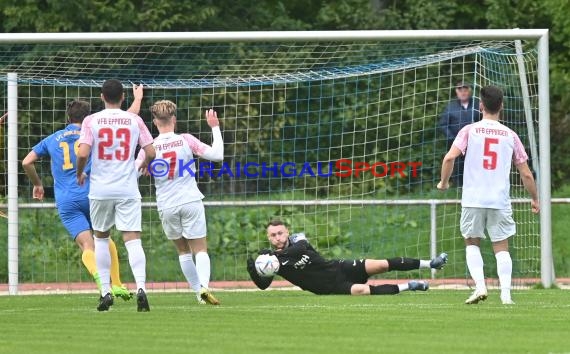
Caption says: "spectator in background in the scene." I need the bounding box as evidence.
[438,81,481,186]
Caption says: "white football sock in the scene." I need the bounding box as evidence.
[179,253,201,293]
[94,237,111,296]
[195,252,211,289]
[466,245,486,291]
[398,283,409,292]
[419,260,431,269]
[495,251,512,299]
[125,239,146,291]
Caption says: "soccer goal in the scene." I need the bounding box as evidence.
[0,30,552,295]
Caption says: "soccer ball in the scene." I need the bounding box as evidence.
[255,254,280,277]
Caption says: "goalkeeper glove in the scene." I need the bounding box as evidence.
[258,248,273,255]
[246,256,273,290]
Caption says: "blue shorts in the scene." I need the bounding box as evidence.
[57,199,92,240]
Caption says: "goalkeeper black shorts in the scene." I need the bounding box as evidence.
[331,259,369,294]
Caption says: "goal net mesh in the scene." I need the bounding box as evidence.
[0,38,540,290]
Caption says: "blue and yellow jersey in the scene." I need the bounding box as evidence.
[32,124,91,204]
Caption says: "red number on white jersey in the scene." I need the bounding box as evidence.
[98,128,113,160]
[115,128,131,161]
[97,127,131,161]
[483,137,498,170]
[163,151,177,180]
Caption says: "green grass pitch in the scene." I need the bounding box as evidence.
[0,289,567,354]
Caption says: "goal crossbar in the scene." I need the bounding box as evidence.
[0,29,549,44]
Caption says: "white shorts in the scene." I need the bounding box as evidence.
[158,201,207,240]
[460,207,516,242]
[90,199,142,232]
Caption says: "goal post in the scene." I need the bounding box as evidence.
[7,72,19,295]
[537,33,552,287]
[0,29,552,293]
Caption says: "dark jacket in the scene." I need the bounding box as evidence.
[438,97,481,142]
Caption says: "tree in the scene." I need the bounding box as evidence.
[1,0,568,188]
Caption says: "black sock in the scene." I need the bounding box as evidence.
[369,284,399,295]
[387,257,420,271]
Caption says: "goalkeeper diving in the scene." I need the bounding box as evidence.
[247,220,448,295]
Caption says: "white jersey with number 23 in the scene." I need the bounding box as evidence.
[78,108,154,200]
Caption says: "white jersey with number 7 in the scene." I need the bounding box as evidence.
[453,119,528,209]
[136,127,223,211]
[78,108,154,200]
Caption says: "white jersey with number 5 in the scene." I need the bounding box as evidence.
[137,129,223,211]
[78,109,154,200]
[453,119,528,209]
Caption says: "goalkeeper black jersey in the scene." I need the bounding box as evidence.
[260,233,343,294]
